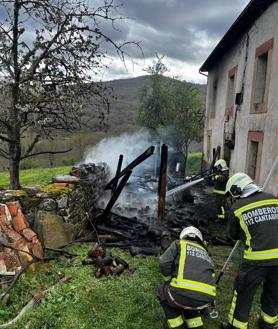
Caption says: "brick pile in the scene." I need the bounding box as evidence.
[0,201,44,275]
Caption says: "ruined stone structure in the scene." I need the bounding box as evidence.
[200,0,278,195]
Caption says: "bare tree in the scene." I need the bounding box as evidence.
[0,0,136,188]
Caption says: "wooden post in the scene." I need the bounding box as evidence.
[158,144,168,221]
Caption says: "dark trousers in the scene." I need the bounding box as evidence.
[228,263,278,329]
[157,283,204,328]
[215,195,226,219]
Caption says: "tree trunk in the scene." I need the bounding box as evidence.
[9,139,21,189]
[9,0,21,190]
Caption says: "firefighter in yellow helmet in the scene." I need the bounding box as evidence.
[212,159,229,220]
[157,226,216,329]
[221,173,278,329]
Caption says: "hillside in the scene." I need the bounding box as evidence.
[0,76,206,170]
[98,75,206,135]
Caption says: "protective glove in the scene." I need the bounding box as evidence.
[212,174,220,181]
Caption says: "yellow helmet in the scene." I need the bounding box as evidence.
[214,159,228,171]
[225,172,254,197]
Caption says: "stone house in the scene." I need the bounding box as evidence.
[200,0,278,195]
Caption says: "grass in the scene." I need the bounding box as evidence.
[186,152,203,176]
[0,243,263,329]
[0,167,71,189]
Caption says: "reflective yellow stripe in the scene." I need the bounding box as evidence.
[234,199,278,216]
[213,189,226,195]
[244,248,278,260]
[234,199,278,258]
[170,278,216,296]
[177,240,187,279]
[186,241,206,252]
[186,316,203,328]
[228,290,238,323]
[238,214,252,248]
[228,291,248,328]
[230,318,248,329]
[261,310,278,324]
[168,315,184,328]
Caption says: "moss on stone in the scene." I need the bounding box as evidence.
[41,184,75,196]
[21,196,42,208]
[11,190,27,198]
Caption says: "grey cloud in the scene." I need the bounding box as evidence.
[108,0,250,63]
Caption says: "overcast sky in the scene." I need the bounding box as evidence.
[102,0,250,83]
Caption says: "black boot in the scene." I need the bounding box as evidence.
[258,318,277,329]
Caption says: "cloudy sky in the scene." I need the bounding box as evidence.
[102,0,250,83]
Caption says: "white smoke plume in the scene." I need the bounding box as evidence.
[82,130,158,177]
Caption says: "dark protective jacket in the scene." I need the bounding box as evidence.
[159,240,216,303]
[212,169,229,195]
[228,191,278,266]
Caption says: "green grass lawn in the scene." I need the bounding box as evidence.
[0,167,71,189]
[0,244,263,329]
[186,152,202,176]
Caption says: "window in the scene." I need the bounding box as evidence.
[246,131,264,181]
[226,66,237,117]
[255,53,268,103]
[251,38,273,113]
[210,79,217,118]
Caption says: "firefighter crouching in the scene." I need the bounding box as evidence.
[212,159,229,220]
[157,226,216,329]
[221,173,278,329]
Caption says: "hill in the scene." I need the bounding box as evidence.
[0,76,206,170]
[99,75,206,135]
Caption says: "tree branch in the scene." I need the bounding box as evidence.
[21,148,72,160]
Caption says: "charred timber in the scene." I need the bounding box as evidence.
[100,169,132,219]
[158,144,168,221]
[111,154,123,194]
[105,146,155,190]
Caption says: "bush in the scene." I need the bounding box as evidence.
[186,152,203,176]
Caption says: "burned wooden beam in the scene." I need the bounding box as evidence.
[105,146,155,190]
[158,144,168,221]
[101,169,132,219]
[111,154,123,194]
[96,226,133,240]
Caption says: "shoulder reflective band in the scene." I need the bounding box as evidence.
[260,310,278,324]
[234,199,278,250]
[185,316,203,328]
[170,278,216,296]
[213,189,226,195]
[244,248,278,260]
[167,315,184,328]
[186,241,206,252]
[234,199,278,216]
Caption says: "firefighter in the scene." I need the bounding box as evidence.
[212,159,229,220]
[221,172,278,329]
[157,226,216,329]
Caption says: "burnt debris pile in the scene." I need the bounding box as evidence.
[78,145,233,256]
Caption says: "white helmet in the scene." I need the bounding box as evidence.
[180,226,203,242]
[214,159,228,171]
[225,172,254,198]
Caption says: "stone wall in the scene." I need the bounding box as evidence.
[0,163,109,249]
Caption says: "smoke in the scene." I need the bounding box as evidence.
[82,129,158,177]
[81,129,188,218]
